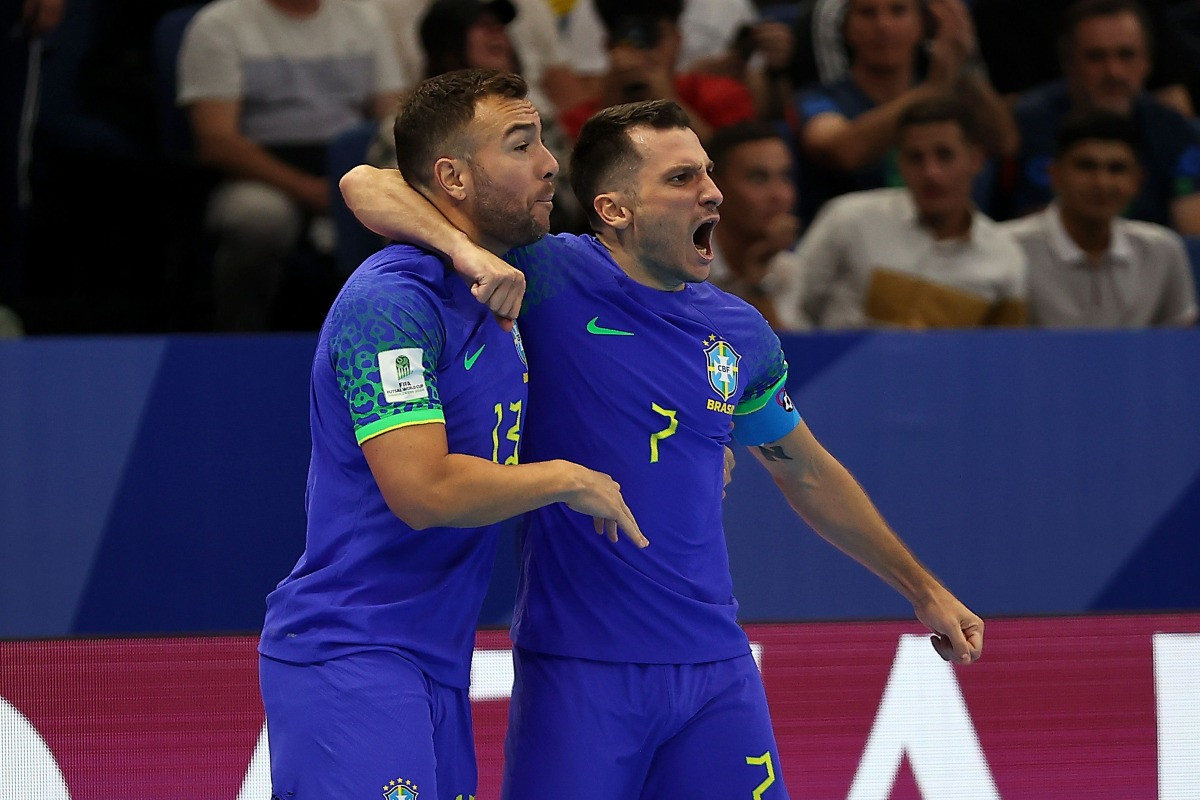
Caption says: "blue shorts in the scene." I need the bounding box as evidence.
[259,650,476,800]
[501,648,790,799]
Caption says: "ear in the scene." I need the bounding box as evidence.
[1047,160,1062,196]
[433,157,469,201]
[967,143,986,177]
[1130,161,1145,194]
[594,192,631,229]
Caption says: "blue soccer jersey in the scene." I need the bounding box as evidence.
[259,243,529,688]
[508,234,801,664]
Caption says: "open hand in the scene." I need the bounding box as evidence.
[561,463,648,548]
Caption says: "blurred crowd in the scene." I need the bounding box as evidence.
[2,0,1198,335]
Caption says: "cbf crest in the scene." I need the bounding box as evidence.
[383,777,418,800]
[705,338,741,401]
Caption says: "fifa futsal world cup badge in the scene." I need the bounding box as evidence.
[394,353,411,380]
[383,777,418,799]
[705,338,741,401]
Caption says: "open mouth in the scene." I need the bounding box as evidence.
[693,219,717,259]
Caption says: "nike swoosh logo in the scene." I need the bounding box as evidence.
[464,345,486,370]
[586,317,634,336]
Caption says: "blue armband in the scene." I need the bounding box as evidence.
[731,374,801,446]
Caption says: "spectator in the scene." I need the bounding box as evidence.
[788,0,1196,119]
[799,95,1028,329]
[791,0,1018,224]
[556,0,757,144]
[706,121,808,331]
[377,0,589,118]
[684,11,799,123]
[560,0,760,93]
[790,0,853,88]
[2,0,65,333]
[1006,0,1200,234]
[374,0,584,232]
[1000,109,1198,326]
[177,0,404,331]
[972,0,1195,115]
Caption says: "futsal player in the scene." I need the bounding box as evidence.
[341,97,984,799]
[256,69,645,800]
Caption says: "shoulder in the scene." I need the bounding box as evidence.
[188,0,244,30]
[1133,97,1200,152]
[511,233,609,304]
[693,282,781,340]
[994,212,1045,242]
[513,232,595,261]
[799,189,875,240]
[1135,94,1195,131]
[828,187,903,218]
[1119,217,1188,253]
[973,212,1028,259]
[795,78,856,118]
[1013,80,1068,117]
[341,244,451,303]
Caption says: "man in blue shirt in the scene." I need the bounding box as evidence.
[1007,0,1200,233]
[342,97,984,799]
[790,0,1016,222]
[257,69,646,800]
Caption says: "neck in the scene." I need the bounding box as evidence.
[920,207,973,241]
[597,234,683,292]
[1058,206,1113,261]
[438,202,510,257]
[851,60,915,103]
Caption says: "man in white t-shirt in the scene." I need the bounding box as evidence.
[999,109,1198,327]
[177,0,404,330]
[799,95,1028,328]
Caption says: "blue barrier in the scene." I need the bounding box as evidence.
[2,329,1198,637]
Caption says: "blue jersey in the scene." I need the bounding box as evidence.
[259,243,529,688]
[508,234,800,664]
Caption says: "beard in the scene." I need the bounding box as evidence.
[634,217,708,290]
[471,167,549,250]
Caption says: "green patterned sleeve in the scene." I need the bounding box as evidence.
[327,279,447,444]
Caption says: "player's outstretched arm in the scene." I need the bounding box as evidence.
[750,421,983,664]
[363,421,647,548]
[339,165,525,325]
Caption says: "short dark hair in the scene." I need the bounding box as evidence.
[707,122,790,176]
[569,99,692,229]
[1058,0,1154,63]
[594,0,684,32]
[393,68,528,191]
[420,0,519,78]
[1054,108,1141,157]
[896,95,980,145]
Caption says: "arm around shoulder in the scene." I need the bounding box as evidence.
[339,165,525,323]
